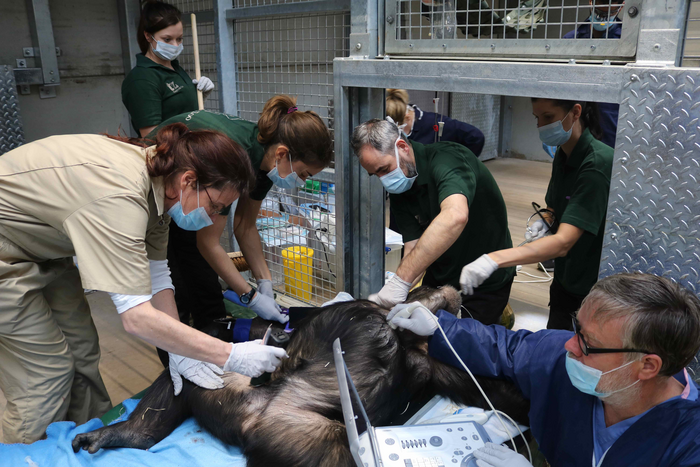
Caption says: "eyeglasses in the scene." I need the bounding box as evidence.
[202,187,224,216]
[571,317,652,356]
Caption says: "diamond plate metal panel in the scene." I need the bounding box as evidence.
[599,68,700,296]
[0,65,25,155]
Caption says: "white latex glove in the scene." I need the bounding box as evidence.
[192,76,214,96]
[169,353,224,396]
[368,275,412,308]
[387,302,438,336]
[223,340,289,377]
[474,443,531,467]
[524,219,550,242]
[248,291,289,323]
[460,254,499,296]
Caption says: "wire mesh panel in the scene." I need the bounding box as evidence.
[682,0,700,67]
[235,13,350,148]
[235,0,317,7]
[165,1,220,112]
[258,183,338,305]
[450,93,500,161]
[234,11,349,304]
[386,0,642,59]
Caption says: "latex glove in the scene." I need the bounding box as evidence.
[474,443,531,467]
[459,254,499,296]
[169,353,224,396]
[248,291,289,323]
[387,302,438,336]
[192,76,214,96]
[224,340,289,377]
[256,279,274,299]
[368,275,412,308]
[524,219,550,242]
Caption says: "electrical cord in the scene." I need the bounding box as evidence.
[426,312,534,465]
[491,409,533,464]
[514,263,552,284]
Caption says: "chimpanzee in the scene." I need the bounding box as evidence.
[73,287,529,466]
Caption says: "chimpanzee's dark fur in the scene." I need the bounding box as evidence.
[73,287,529,466]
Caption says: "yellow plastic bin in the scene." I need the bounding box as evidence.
[282,246,314,301]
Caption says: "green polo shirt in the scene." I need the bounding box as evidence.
[391,141,514,292]
[545,128,613,296]
[150,111,273,214]
[122,54,198,133]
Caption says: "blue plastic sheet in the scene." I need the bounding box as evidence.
[0,399,246,467]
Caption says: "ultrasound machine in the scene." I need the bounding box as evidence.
[333,338,490,467]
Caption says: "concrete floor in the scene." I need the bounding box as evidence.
[0,157,552,442]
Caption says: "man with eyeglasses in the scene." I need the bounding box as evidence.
[388,272,700,466]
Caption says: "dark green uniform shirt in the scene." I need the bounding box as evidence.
[150,110,273,215]
[122,54,198,133]
[545,128,613,296]
[391,141,515,292]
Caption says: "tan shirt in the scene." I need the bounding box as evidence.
[0,134,169,295]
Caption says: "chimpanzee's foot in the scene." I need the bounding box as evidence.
[72,421,157,453]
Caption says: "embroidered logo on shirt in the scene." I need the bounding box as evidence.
[166,81,183,93]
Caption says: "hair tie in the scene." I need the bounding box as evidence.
[287,106,298,114]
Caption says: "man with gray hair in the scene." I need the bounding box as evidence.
[389,272,700,465]
[351,118,514,325]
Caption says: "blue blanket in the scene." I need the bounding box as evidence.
[0,399,246,466]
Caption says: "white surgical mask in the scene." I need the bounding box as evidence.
[150,35,184,61]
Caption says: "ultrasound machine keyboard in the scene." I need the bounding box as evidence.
[354,421,490,467]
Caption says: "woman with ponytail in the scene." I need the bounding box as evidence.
[147,95,332,349]
[458,98,613,331]
[385,88,485,156]
[0,125,288,444]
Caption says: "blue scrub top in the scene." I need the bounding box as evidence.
[429,311,700,466]
[407,105,485,157]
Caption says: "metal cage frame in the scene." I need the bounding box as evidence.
[385,0,644,60]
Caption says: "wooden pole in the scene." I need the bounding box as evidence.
[190,13,204,110]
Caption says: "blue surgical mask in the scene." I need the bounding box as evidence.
[565,352,640,398]
[267,152,305,189]
[380,137,417,194]
[538,110,573,147]
[151,35,184,61]
[167,182,214,231]
[589,9,619,32]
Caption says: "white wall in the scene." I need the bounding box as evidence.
[0,0,130,142]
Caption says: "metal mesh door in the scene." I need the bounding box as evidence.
[234,11,350,305]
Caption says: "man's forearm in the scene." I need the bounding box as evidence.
[396,207,466,283]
